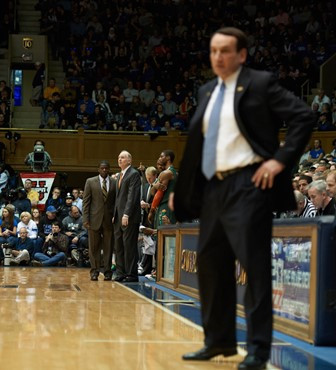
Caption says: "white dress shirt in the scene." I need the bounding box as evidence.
[203,68,263,172]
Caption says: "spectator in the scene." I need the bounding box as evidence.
[308,139,324,162]
[162,92,177,117]
[24,179,39,208]
[308,180,336,216]
[139,81,155,108]
[58,193,74,221]
[294,190,317,218]
[38,205,60,241]
[32,221,68,266]
[45,187,63,211]
[72,188,83,212]
[62,205,88,254]
[311,89,331,112]
[8,227,34,266]
[0,205,18,247]
[12,188,32,217]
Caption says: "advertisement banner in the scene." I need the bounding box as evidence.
[272,237,311,324]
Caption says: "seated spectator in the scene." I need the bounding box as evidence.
[31,207,41,226]
[12,188,31,218]
[311,89,331,112]
[32,221,68,266]
[46,187,63,212]
[43,78,61,110]
[123,81,139,105]
[129,96,145,118]
[96,94,113,123]
[298,174,313,196]
[60,80,77,102]
[0,162,9,192]
[72,188,83,212]
[17,211,38,239]
[294,190,317,218]
[127,119,140,131]
[62,205,88,256]
[178,96,193,123]
[40,103,59,128]
[0,102,10,124]
[308,180,336,216]
[0,205,18,247]
[38,205,60,241]
[0,113,9,128]
[90,106,106,130]
[162,92,177,117]
[308,139,324,163]
[24,179,39,208]
[326,170,336,198]
[139,81,155,108]
[91,81,106,103]
[144,118,161,133]
[58,193,74,220]
[137,111,150,131]
[317,113,335,131]
[77,92,95,115]
[8,227,34,266]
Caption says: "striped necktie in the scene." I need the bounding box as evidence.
[202,82,225,180]
[102,178,107,201]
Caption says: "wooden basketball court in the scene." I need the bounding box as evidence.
[0,267,245,369]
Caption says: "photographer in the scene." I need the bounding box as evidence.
[8,227,34,266]
[32,221,68,266]
[24,140,52,173]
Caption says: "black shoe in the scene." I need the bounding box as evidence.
[113,276,125,282]
[90,273,99,281]
[238,355,267,369]
[123,276,139,283]
[104,274,112,281]
[182,346,237,361]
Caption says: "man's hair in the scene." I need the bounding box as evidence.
[99,160,110,167]
[308,180,327,194]
[145,166,157,176]
[71,205,80,213]
[299,174,313,184]
[34,139,45,146]
[294,190,305,203]
[327,169,336,182]
[52,221,62,229]
[162,150,175,163]
[214,27,248,51]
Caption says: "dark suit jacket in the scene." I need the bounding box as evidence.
[174,67,315,221]
[82,175,116,230]
[141,182,154,227]
[114,167,141,224]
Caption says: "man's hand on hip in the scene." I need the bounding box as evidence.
[252,160,285,190]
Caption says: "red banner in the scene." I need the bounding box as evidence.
[20,172,56,211]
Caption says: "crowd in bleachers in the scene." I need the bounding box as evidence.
[29,0,336,131]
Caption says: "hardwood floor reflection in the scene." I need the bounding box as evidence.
[0,267,244,369]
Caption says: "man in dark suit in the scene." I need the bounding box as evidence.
[83,160,116,281]
[172,28,314,369]
[113,150,141,282]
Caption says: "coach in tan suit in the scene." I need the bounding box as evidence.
[83,160,116,281]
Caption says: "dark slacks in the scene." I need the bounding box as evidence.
[198,165,273,361]
[88,223,114,276]
[114,221,139,279]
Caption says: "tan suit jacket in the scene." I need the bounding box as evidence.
[82,175,116,230]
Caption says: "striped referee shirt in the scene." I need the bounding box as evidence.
[299,198,317,218]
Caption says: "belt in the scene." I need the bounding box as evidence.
[215,167,244,180]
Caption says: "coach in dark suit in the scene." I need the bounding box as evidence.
[173,28,314,369]
[113,150,141,282]
[83,160,116,281]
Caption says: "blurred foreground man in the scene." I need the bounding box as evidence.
[172,27,314,369]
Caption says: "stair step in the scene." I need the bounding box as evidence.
[18,9,40,16]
